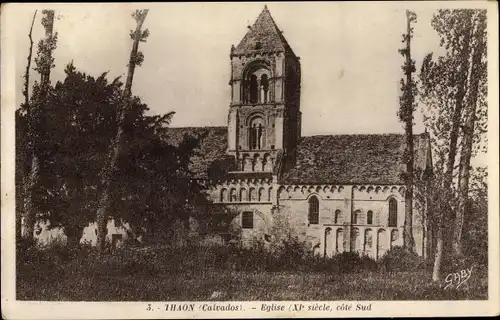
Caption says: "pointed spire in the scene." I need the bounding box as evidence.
[232,6,294,56]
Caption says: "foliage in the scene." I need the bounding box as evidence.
[461,167,488,265]
[19,9,59,243]
[309,252,377,273]
[95,8,150,252]
[418,9,488,278]
[419,9,488,174]
[17,243,487,301]
[378,246,425,272]
[397,10,418,128]
[16,63,203,245]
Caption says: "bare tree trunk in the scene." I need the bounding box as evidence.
[402,10,416,251]
[39,10,55,91]
[22,156,39,242]
[432,225,444,281]
[19,10,38,242]
[23,10,37,106]
[425,178,434,260]
[23,10,54,242]
[96,10,149,253]
[454,12,486,257]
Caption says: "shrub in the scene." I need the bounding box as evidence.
[359,254,379,271]
[378,246,425,272]
[269,236,310,271]
[304,252,378,273]
[333,252,375,273]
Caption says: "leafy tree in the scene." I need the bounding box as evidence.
[17,62,207,247]
[454,10,487,257]
[96,9,149,253]
[460,167,488,265]
[20,10,57,244]
[112,121,204,241]
[419,9,488,280]
[17,63,121,246]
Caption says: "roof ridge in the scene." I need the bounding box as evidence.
[302,132,427,138]
[166,125,227,130]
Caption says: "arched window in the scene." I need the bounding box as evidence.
[334,210,342,224]
[242,154,252,171]
[308,196,319,224]
[249,188,257,201]
[242,63,271,104]
[249,117,264,150]
[388,198,397,227]
[353,210,361,224]
[391,229,399,248]
[324,227,332,257]
[263,153,273,171]
[351,228,361,253]
[240,188,247,202]
[229,188,237,202]
[313,244,321,257]
[258,188,265,201]
[249,75,258,103]
[377,229,387,259]
[261,74,269,103]
[220,188,227,202]
[364,229,373,254]
[367,210,373,225]
[336,228,344,253]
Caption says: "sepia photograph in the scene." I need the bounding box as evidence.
[1,1,498,318]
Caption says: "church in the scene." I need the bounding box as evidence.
[24,7,434,259]
[166,6,434,260]
[23,6,434,258]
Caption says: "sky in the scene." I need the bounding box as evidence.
[8,2,454,137]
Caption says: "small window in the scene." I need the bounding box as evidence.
[249,188,257,201]
[334,210,342,224]
[367,210,373,225]
[353,210,361,224]
[239,188,247,202]
[258,188,265,201]
[220,188,228,202]
[255,41,262,50]
[242,212,254,229]
[308,196,319,224]
[230,188,237,202]
[249,75,259,104]
[388,199,397,227]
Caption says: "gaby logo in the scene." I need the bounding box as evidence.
[444,266,474,290]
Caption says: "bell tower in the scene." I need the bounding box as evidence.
[227,5,301,173]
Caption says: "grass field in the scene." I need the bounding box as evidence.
[17,269,488,301]
[16,244,488,301]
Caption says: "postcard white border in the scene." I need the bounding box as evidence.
[1,1,499,319]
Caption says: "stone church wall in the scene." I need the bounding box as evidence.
[223,203,273,247]
[21,218,132,248]
[271,184,426,260]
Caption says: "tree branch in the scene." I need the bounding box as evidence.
[23,10,37,106]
